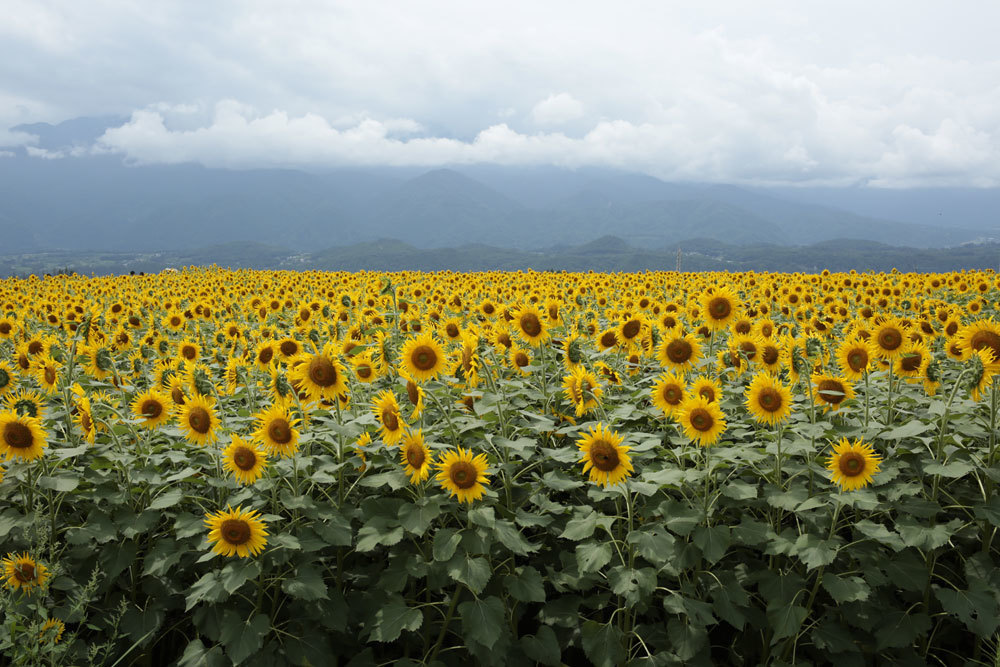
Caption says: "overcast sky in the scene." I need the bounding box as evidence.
[3,1,1000,187]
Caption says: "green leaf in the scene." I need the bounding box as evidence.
[935,586,1000,636]
[658,499,701,536]
[576,542,613,574]
[721,479,757,500]
[667,618,708,661]
[459,596,505,650]
[732,518,770,546]
[608,566,657,606]
[627,529,676,563]
[505,565,546,603]
[519,626,560,666]
[281,564,328,601]
[369,596,422,643]
[178,639,227,667]
[693,525,730,564]
[883,421,933,440]
[433,528,462,561]
[494,520,536,555]
[924,460,975,478]
[447,555,492,595]
[185,572,227,611]
[821,573,870,604]
[560,509,597,540]
[896,517,960,551]
[875,611,931,650]
[792,534,839,570]
[356,518,404,552]
[397,496,443,536]
[315,513,353,546]
[38,474,79,492]
[358,470,409,490]
[768,605,808,643]
[219,611,269,665]
[147,489,184,511]
[219,560,261,594]
[855,520,906,551]
[581,621,626,667]
[468,506,495,528]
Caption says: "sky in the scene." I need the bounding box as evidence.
[2,0,1000,187]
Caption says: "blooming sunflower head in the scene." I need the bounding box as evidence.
[131,389,171,430]
[811,374,855,412]
[372,390,408,446]
[0,410,47,462]
[253,403,300,458]
[576,423,633,488]
[223,434,268,485]
[827,438,881,492]
[435,447,490,504]
[400,429,434,483]
[287,344,348,404]
[177,393,219,446]
[399,334,447,383]
[744,373,793,426]
[2,552,49,593]
[204,506,269,558]
[676,395,727,447]
[651,372,686,418]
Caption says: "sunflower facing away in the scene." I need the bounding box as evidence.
[223,434,268,485]
[253,403,301,458]
[745,373,793,426]
[399,334,447,382]
[676,395,727,447]
[436,447,490,504]
[39,618,65,644]
[827,438,882,491]
[0,411,47,462]
[372,390,408,446]
[576,423,633,488]
[177,393,219,446]
[204,506,269,558]
[2,552,50,593]
[400,429,434,483]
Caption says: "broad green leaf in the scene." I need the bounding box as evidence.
[821,573,870,604]
[935,586,1000,636]
[38,474,79,493]
[281,563,328,601]
[693,525,730,564]
[446,555,491,595]
[627,529,676,563]
[560,509,597,541]
[721,479,757,500]
[459,596,504,650]
[369,597,422,643]
[356,519,404,552]
[924,460,975,478]
[768,605,808,643]
[667,618,708,661]
[883,421,933,440]
[219,559,261,594]
[315,513,353,546]
[494,520,536,554]
[397,496,443,535]
[854,520,906,551]
[178,639,227,667]
[792,534,839,570]
[519,626,560,666]
[896,517,960,551]
[220,611,269,665]
[581,621,626,667]
[148,489,184,511]
[505,565,546,603]
[185,572,227,611]
[608,566,656,606]
[875,611,931,650]
[468,506,495,528]
[433,528,462,561]
[576,542,613,574]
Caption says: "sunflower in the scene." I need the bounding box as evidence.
[399,369,425,419]
[372,391,407,446]
[509,346,532,375]
[355,432,371,471]
[0,411,47,462]
[401,429,434,483]
[657,331,702,372]
[651,371,686,418]
[253,403,300,457]
[176,339,201,364]
[676,395,727,447]
[958,319,1000,366]
[967,349,998,402]
[177,393,219,446]
[2,552,49,593]
[837,336,872,382]
[351,350,379,384]
[561,333,586,371]
[827,438,881,492]
[0,362,16,397]
[204,506,269,558]
[253,341,277,370]
[73,391,96,444]
[278,337,303,360]
[562,366,603,417]
[701,286,740,331]
[436,447,490,504]
[32,354,60,394]
[618,314,646,346]
[513,305,549,346]
[39,618,65,644]
[745,373,793,426]
[894,341,930,381]
[688,376,722,404]
[4,388,46,420]
[811,373,856,412]
[576,423,633,488]
[596,328,619,351]
[871,317,909,360]
[399,334,447,383]
[222,434,268,485]
[288,343,348,403]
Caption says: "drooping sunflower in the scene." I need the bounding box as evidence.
[827,438,881,492]
[2,552,49,593]
[701,286,740,331]
[967,348,998,402]
[745,373,793,426]
[651,371,686,418]
[399,334,447,383]
[576,423,633,488]
[811,373,856,412]
[562,366,603,417]
[400,429,434,483]
[657,331,702,372]
[72,390,96,444]
[561,333,586,371]
[399,369,426,419]
[372,390,408,446]
[687,376,722,404]
[177,393,219,447]
[288,343,348,403]
[436,447,490,504]
[203,506,269,558]
[253,403,300,458]
[222,434,268,485]
[836,336,872,382]
[0,411,47,462]
[513,305,549,346]
[676,395,727,447]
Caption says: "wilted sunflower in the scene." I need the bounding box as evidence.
[576,423,633,487]
[827,438,881,491]
[562,366,603,417]
[253,403,300,458]
[837,336,872,381]
[400,429,434,483]
[204,506,268,558]
[0,411,47,462]
[372,391,407,446]
[657,331,702,372]
[400,334,447,382]
[745,373,793,426]
[436,447,490,504]
[513,305,549,346]
[676,395,727,447]
[222,434,268,485]
[177,393,219,446]
[651,372,686,418]
[2,552,49,593]
[288,343,347,403]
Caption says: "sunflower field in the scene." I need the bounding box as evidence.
[3,267,1000,665]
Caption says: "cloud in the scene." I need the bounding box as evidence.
[0,128,38,148]
[531,93,585,126]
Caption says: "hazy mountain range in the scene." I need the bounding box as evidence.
[2,116,1000,256]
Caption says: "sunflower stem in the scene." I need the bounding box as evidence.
[426,585,463,665]
[886,364,896,426]
[931,367,969,501]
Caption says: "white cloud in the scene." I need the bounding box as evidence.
[530,93,584,126]
[0,128,37,148]
[0,150,15,158]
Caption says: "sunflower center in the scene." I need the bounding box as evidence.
[172,387,185,405]
[27,341,43,355]
[816,380,845,404]
[80,411,92,432]
[18,354,30,370]
[514,352,529,367]
[520,313,542,337]
[308,356,338,387]
[358,365,372,379]
[449,461,478,489]
[847,350,868,371]
[761,346,779,365]
[181,345,197,360]
[382,409,399,432]
[0,322,9,334]
[220,519,251,545]
[497,333,511,348]
[666,339,692,363]
[0,369,8,387]
[406,381,421,406]
[734,321,751,334]
[945,322,959,336]
[188,407,210,434]
[900,353,922,372]
[838,452,866,477]
[14,562,35,582]
[411,345,438,371]
[622,320,641,339]
[233,447,256,471]
[280,341,299,357]
[740,342,757,359]
[708,296,732,320]
[663,385,682,405]
[446,323,459,338]
[689,408,714,432]
[589,440,621,472]
[877,328,902,351]
[44,367,56,385]
[268,418,292,444]
[258,348,273,364]
[758,388,782,411]
[405,443,425,468]
[970,330,1000,361]
[698,387,716,402]
[3,422,34,449]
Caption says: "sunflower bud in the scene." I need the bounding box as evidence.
[273,373,293,399]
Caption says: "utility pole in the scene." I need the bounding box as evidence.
[676,247,682,272]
